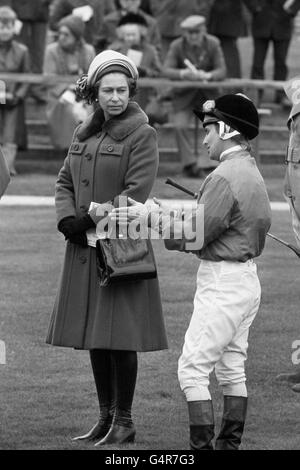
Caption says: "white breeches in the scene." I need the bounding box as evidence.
[178,259,261,401]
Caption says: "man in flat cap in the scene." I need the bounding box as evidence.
[111,93,272,449]
[163,15,226,177]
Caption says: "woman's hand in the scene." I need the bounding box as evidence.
[58,215,95,239]
[109,197,150,225]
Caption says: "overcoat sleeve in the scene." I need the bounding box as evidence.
[15,47,31,100]
[115,125,159,205]
[163,41,183,80]
[209,38,227,80]
[55,139,77,224]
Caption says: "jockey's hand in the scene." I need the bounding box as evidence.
[109,197,150,225]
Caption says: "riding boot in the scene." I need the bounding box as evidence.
[215,396,248,450]
[72,404,113,442]
[188,400,215,450]
[72,350,116,442]
[95,408,136,445]
[95,350,137,446]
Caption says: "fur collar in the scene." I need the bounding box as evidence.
[76,101,148,142]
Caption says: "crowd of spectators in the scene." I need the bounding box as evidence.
[1,0,300,176]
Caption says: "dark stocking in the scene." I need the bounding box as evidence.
[111,350,138,427]
[90,349,116,422]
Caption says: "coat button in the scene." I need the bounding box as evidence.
[107,145,114,152]
[82,179,89,186]
[85,153,92,160]
[79,256,87,264]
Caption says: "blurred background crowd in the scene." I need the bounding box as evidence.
[0,0,300,177]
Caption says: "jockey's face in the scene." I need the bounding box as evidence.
[203,123,225,161]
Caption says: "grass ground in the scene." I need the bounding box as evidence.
[0,202,299,450]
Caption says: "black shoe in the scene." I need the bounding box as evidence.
[94,423,136,446]
[183,164,205,178]
[72,418,112,442]
[215,396,247,450]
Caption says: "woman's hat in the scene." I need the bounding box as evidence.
[58,14,85,40]
[87,50,139,87]
[0,6,17,21]
[118,12,148,28]
[194,93,259,140]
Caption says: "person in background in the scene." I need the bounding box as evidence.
[115,0,152,15]
[49,0,115,51]
[163,15,226,178]
[149,0,214,59]
[10,0,51,103]
[109,12,162,111]
[43,14,95,150]
[0,6,30,175]
[208,0,248,78]
[98,0,161,55]
[244,0,300,105]
[46,50,167,446]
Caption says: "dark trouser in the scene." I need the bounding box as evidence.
[218,36,241,78]
[19,21,48,99]
[251,37,291,102]
[90,349,138,426]
[19,21,47,73]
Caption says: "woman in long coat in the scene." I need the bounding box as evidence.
[43,14,95,150]
[46,50,168,446]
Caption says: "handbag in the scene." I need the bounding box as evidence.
[96,236,157,287]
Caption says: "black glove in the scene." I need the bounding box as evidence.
[58,215,95,239]
[68,232,88,247]
[5,94,22,108]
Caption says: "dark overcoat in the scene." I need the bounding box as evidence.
[244,0,300,40]
[46,101,168,352]
[208,0,248,38]
[11,0,51,22]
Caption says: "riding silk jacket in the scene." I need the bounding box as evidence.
[157,149,272,262]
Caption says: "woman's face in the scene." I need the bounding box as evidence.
[58,25,77,50]
[120,23,141,47]
[0,18,15,42]
[119,0,141,13]
[98,73,130,120]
